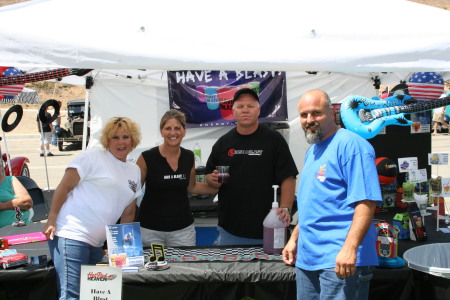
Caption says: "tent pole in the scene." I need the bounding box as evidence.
[0,111,13,174]
[82,75,93,151]
[82,90,90,151]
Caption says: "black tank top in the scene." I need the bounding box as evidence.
[137,146,194,231]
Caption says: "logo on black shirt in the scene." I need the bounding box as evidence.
[227,148,263,156]
[163,174,187,180]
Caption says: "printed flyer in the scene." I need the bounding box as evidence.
[105,222,144,268]
[80,265,122,300]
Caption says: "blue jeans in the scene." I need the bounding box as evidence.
[295,266,374,300]
[214,226,263,246]
[52,125,60,145]
[48,236,103,300]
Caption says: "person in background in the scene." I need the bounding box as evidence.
[432,106,450,135]
[136,109,217,247]
[0,161,33,228]
[51,100,64,146]
[205,88,298,245]
[42,117,142,300]
[36,106,54,156]
[283,90,381,300]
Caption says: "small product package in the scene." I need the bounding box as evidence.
[393,213,410,240]
[407,202,427,242]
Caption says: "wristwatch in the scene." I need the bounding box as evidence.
[281,207,291,215]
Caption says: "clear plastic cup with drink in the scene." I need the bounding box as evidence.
[216,166,230,183]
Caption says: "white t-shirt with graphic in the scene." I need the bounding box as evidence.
[55,148,141,247]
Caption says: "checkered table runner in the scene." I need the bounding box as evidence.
[144,247,283,262]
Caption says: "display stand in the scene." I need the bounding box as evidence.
[428,160,450,231]
[427,197,450,231]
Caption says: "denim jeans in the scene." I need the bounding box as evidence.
[296,266,374,300]
[214,226,263,246]
[48,236,103,300]
[52,125,60,145]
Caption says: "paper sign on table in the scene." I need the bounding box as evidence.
[408,169,428,184]
[428,153,449,165]
[80,265,122,300]
[440,178,450,196]
[398,157,418,173]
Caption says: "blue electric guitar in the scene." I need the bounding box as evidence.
[340,94,450,139]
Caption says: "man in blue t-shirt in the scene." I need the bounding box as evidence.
[282,90,382,300]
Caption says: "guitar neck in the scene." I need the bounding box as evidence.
[0,68,70,86]
[371,96,450,120]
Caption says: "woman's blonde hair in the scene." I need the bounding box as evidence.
[100,117,141,150]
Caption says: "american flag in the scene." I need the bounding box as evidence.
[407,72,444,101]
[0,67,25,96]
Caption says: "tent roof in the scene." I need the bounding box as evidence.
[1,0,450,72]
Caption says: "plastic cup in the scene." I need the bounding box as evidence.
[109,254,117,266]
[217,86,239,120]
[196,85,207,103]
[114,255,123,267]
[204,87,219,110]
[217,166,230,183]
[248,81,260,95]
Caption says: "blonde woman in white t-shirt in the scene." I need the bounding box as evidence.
[42,117,142,300]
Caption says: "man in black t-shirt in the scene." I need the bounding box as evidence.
[205,88,298,245]
[36,107,54,157]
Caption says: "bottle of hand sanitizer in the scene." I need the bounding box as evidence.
[263,185,288,255]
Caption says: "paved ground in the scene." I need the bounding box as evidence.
[2,134,81,190]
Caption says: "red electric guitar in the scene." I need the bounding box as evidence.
[0,68,92,87]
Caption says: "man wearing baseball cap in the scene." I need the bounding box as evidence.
[205,88,298,245]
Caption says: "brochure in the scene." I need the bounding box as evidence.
[105,222,144,268]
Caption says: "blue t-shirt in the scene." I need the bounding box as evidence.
[296,129,382,271]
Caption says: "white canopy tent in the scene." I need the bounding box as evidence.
[1,0,450,173]
[1,0,449,72]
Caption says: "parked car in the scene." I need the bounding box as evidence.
[0,137,30,177]
[0,249,28,269]
[56,100,90,151]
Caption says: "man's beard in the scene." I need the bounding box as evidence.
[304,123,323,144]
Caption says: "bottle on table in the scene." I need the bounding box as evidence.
[263,185,288,255]
[193,142,202,167]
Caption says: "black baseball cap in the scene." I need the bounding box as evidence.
[232,88,259,104]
